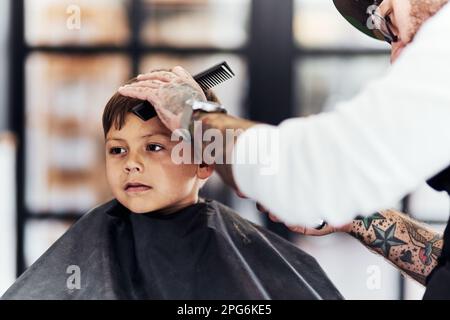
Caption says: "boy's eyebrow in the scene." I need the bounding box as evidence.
[142,132,170,138]
[105,132,170,143]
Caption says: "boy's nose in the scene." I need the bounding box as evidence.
[124,159,143,173]
[124,151,144,173]
[125,166,141,173]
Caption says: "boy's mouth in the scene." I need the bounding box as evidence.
[124,182,152,193]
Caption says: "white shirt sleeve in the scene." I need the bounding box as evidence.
[232,3,450,227]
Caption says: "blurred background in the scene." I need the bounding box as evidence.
[0,0,448,299]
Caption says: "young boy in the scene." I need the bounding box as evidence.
[103,78,217,216]
[3,77,342,300]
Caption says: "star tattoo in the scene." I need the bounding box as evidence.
[370,223,406,257]
[356,213,385,230]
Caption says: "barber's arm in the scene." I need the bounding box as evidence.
[226,3,450,227]
[286,210,443,285]
[119,4,450,228]
[350,210,443,285]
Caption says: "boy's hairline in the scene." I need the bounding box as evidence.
[103,70,221,138]
[104,108,172,141]
[105,132,172,143]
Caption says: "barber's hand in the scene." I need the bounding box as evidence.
[255,202,351,236]
[288,223,348,236]
[118,66,206,132]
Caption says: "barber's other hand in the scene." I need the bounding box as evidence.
[255,202,351,236]
[118,66,206,132]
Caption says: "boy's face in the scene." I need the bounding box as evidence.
[105,113,201,214]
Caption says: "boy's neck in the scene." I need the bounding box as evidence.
[150,195,202,216]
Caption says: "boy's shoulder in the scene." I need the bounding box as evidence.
[2,198,125,299]
[202,198,343,299]
[204,198,302,251]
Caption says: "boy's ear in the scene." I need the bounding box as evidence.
[196,162,215,180]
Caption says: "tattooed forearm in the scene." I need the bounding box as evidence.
[349,210,443,285]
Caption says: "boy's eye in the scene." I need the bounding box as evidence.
[146,144,164,152]
[109,147,126,155]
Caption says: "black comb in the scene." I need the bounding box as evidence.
[132,61,234,121]
[193,61,235,92]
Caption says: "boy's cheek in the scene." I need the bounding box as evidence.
[105,162,121,189]
[165,163,198,182]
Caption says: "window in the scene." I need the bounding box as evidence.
[12,0,250,272]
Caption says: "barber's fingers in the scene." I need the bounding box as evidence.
[289,225,331,236]
[236,189,248,199]
[118,80,164,95]
[268,213,280,223]
[288,226,307,233]
[172,66,194,82]
[260,209,324,233]
[254,202,337,236]
[137,71,177,82]
[172,66,205,95]
[288,224,336,236]
[137,66,195,83]
[255,202,280,222]
[117,86,150,100]
[256,202,267,212]
[119,81,162,91]
[255,202,295,228]
[118,86,159,103]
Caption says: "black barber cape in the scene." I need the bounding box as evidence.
[424,165,450,299]
[2,199,342,300]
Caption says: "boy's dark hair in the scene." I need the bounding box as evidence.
[102,74,221,138]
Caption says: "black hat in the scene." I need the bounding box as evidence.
[333,0,386,41]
